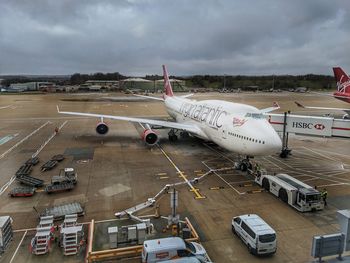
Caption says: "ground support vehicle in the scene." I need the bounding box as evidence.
[255,173,324,212]
[232,214,277,255]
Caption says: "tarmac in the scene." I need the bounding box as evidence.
[0,91,349,262]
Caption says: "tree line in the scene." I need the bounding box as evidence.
[1,72,336,90]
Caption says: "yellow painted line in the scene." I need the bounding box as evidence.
[194,170,203,173]
[159,176,169,179]
[196,173,204,176]
[179,175,187,178]
[157,173,167,176]
[176,171,185,174]
[158,146,205,199]
[209,186,225,190]
[35,189,45,193]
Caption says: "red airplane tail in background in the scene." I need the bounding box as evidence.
[162,65,174,97]
[333,67,350,94]
[333,67,350,104]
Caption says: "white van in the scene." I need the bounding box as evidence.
[141,237,208,263]
[232,214,276,255]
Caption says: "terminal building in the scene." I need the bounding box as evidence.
[9,82,54,92]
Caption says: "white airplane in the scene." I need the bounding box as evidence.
[58,65,282,170]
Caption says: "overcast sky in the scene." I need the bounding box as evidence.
[1,0,350,75]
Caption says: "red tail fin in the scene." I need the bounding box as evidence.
[162,65,174,97]
[333,67,350,93]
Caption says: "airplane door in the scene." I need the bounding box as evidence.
[222,126,227,140]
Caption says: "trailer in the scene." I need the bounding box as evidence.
[51,154,65,162]
[255,173,324,212]
[9,187,36,197]
[26,157,40,166]
[41,160,58,172]
[45,182,74,194]
[16,175,44,187]
[15,164,33,176]
[40,202,84,221]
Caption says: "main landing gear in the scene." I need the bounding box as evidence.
[168,129,178,142]
[236,156,253,172]
[168,129,190,142]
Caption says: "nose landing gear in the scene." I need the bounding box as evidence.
[236,156,253,172]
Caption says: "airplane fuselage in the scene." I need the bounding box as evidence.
[164,95,282,156]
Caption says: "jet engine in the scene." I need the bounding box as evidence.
[96,122,109,135]
[142,129,158,146]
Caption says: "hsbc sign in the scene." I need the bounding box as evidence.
[287,116,332,136]
[292,122,325,130]
[267,113,333,137]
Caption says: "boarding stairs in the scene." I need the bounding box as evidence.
[60,214,83,256]
[31,227,53,255]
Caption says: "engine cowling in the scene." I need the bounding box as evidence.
[142,129,158,146]
[96,122,109,135]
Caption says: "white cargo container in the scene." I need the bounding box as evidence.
[255,173,324,212]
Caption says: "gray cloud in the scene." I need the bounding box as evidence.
[0,0,349,75]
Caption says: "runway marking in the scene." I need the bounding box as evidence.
[9,230,27,263]
[0,121,50,161]
[202,161,245,195]
[300,147,339,163]
[317,183,347,188]
[158,145,205,199]
[0,105,12,110]
[0,121,67,196]
[0,134,18,145]
[157,173,167,176]
[31,120,68,158]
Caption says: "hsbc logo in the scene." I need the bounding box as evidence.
[314,123,325,130]
[292,122,325,130]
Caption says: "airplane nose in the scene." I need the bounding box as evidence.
[267,132,282,154]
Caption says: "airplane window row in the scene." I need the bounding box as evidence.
[244,113,265,119]
[228,131,265,144]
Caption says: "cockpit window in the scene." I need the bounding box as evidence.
[245,113,265,119]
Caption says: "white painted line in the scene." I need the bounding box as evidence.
[301,146,339,162]
[0,121,50,160]
[202,143,235,164]
[228,180,254,185]
[317,183,347,188]
[202,162,245,195]
[0,105,12,110]
[9,230,27,263]
[0,121,67,196]
[32,120,68,158]
[308,148,350,159]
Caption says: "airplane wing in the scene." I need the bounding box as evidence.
[260,102,280,113]
[57,106,206,137]
[180,93,194,98]
[310,91,350,100]
[295,101,350,115]
[133,94,164,101]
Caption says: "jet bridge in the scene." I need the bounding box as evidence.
[265,112,350,157]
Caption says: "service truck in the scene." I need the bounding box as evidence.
[255,173,324,212]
